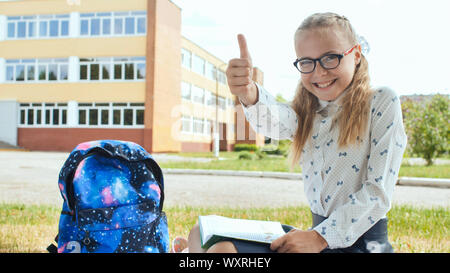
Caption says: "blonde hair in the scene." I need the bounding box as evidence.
[288,12,373,169]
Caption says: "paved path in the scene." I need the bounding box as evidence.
[0,151,448,208]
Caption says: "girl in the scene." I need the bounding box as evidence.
[187,12,407,253]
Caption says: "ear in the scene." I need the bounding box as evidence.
[354,44,362,65]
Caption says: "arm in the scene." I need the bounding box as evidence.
[240,82,298,140]
[226,34,298,140]
[312,88,407,249]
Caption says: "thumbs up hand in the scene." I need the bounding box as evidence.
[226,34,258,106]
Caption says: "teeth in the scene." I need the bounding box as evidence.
[316,80,335,88]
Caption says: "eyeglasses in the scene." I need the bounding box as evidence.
[293,44,359,74]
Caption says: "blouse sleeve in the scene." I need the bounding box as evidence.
[312,87,408,249]
[240,82,298,140]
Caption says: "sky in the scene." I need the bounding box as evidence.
[172,0,450,101]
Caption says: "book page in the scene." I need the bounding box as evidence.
[199,215,286,245]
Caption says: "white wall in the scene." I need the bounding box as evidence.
[0,100,18,146]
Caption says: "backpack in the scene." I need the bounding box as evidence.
[47,140,169,253]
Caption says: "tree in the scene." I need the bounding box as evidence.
[402,94,449,165]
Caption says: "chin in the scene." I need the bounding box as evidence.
[311,89,340,102]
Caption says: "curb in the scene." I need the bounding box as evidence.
[397,177,450,188]
[163,169,450,189]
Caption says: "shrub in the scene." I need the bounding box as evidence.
[238,151,255,160]
[261,139,292,157]
[234,144,258,152]
[402,94,449,165]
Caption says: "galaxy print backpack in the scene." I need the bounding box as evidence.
[47,140,169,253]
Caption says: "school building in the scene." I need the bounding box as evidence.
[0,0,265,153]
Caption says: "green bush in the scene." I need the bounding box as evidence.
[402,94,449,165]
[238,151,255,160]
[261,139,292,157]
[234,143,258,152]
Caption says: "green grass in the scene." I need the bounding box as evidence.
[159,153,449,178]
[161,157,302,173]
[398,165,450,179]
[1,203,448,253]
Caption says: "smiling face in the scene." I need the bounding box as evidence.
[295,26,361,101]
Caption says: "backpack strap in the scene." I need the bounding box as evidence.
[47,234,59,253]
[144,157,165,211]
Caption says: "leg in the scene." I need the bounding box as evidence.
[187,223,207,253]
[207,241,238,253]
[187,223,238,253]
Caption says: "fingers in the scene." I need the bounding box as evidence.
[270,235,285,252]
[228,58,252,68]
[226,58,253,88]
[238,34,251,60]
[226,65,251,77]
[225,34,256,102]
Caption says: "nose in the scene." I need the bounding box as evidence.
[314,61,328,76]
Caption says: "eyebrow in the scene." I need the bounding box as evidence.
[299,50,341,60]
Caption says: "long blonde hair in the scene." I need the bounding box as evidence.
[288,13,373,169]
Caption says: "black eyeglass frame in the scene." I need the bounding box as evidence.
[293,44,358,74]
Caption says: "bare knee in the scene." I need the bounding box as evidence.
[207,241,238,253]
[187,223,205,253]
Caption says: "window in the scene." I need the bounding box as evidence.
[49,20,59,37]
[15,65,25,81]
[192,54,205,75]
[17,21,26,38]
[136,109,144,125]
[181,48,191,69]
[27,65,35,81]
[124,63,134,80]
[102,63,111,80]
[193,118,204,134]
[79,57,145,81]
[125,17,135,34]
[80,11,146,37]
[6,14,69,40]
[80,19,89,35]
[181,81,191,100]
[207,91,217,106]
[137,17,146,34]
[48,64,57,81]
[18,103,68,127]
[136,63,145,79]
[5,58,68,83]
[77,102,145,127]
[102,18,111,35]
[39,21,48,37]
[218,96,226,110]
[90,18,100,36]
[205,62,216,80]
[181,116,191,133]
[217,70,227,84]
[28,21,37,37]
[89,109,98,125]
[191,85,204,104]
[7,22,15,38]
[114,18,123,34]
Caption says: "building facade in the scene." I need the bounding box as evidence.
[0,0,264,152]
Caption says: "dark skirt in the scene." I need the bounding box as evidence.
[227,213,394,253]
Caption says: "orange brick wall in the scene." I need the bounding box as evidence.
[145,0,182,153]
[18,128,146,152]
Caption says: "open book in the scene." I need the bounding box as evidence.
[198,215,286,249]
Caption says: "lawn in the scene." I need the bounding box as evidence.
[159,153,450,178]
[0,203,448,253]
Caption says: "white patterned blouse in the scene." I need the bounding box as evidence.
[240,82,407,249]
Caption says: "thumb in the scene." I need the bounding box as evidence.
[237,34,251,60]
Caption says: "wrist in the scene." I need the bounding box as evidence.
[312,230,328,251]
[239,82,258,106]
